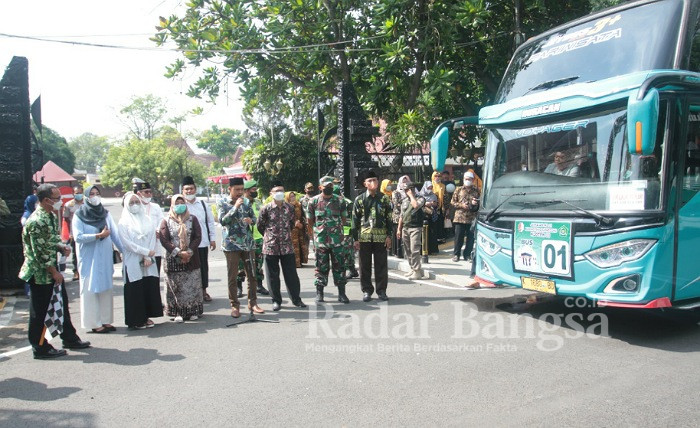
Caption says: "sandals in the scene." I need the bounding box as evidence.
[90,327,109,334]
[203,293,212,302]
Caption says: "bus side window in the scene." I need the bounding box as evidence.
[682,104,700,207]
[689,26,700,71]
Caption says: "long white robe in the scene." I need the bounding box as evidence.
[73,213,124,329]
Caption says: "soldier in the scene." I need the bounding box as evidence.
[306,176,349,303]
[333,181,359,278]
[235,179,270,298]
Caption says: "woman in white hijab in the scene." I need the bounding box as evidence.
[118,192,163,329]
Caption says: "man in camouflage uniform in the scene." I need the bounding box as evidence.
[306,176,349,303]
[333,180,359,279]
[299,182,315,263]
[237,179,269,297]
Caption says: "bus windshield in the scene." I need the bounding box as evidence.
[496,1,684,103]
[482,104,666,214]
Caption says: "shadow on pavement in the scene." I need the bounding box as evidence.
[461,293,700,353]
[0,378,81,401]
[0,408,95,427]
[61,347,185,365]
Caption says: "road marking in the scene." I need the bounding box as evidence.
[0,345,33,360]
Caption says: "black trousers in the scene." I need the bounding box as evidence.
[69,238,78,273]
[198,247,209,289]
[28,278,80,352]
[453,222,475,260]
[359,242,388,294]
[390,222,404,258]
[264,254,301,304]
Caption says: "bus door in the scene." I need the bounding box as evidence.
[675,100,700,302]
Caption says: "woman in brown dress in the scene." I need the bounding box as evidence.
[159,194,203,323]
[285,192,308,268]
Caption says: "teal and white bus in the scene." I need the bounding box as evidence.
[431,0,700,308]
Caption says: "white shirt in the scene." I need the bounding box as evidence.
[143,201,165,257]
[186,198,216,248]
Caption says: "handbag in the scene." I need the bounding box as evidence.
[112,249,122,264]
[444,218,453,228]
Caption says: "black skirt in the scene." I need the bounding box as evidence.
[124,273,163,328]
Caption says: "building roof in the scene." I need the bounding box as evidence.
[33,160,76,184]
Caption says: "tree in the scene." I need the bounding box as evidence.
[154,2,606,152]
[119,94,167,141]
[242,129,323,194]
[101,135,206,198]
[33,124,75,173]
[68,133,111,173]
[195,126,245,161]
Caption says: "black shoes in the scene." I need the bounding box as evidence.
[377,291,389,301]
[62,339,91,349]
[272,301,281,311]
[315,288,324,303]
[337,293,350,304]
[33,348,67,360]
[257,285,270,296]
[362,292,372,302]
[292,300,307,308]
[237,286,243,298]
[348,270,359,278]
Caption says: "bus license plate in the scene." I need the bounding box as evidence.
[521,277,556,295]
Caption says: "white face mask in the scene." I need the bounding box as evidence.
[185,194,196,201]
[88,196,101,206]
[142,197,152,204]
[464,180,473,187]
[128,204,142,214]
[273,192,285,202]
[52,200,63,211]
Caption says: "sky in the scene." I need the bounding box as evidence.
[0,0,244,141]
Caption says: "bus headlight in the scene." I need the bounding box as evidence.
[583,239,656,268]
[477,232,502,257]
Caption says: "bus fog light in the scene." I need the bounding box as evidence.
[584,239,656,268]
[604,274,641,294]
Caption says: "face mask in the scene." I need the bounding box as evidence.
[243,197,250,205]
[74,194,83,201]
[142,197,152,204]
[52,200,63,211]
[128,204,142,214]
[249,191,258,199]
[464,180,473,187]
[386,185,394,192]
[185,194,196,201]
[174,204,187,215]
[322,187,333,196]
[88,196,101,206]
[273,192,285,201]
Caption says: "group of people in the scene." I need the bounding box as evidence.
[20,166,481,360]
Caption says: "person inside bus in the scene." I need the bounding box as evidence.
[544,151,580,177]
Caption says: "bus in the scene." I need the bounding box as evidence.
[431,0,700,309]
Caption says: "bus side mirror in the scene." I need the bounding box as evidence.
[627,88,659,156]
[431,127,449,171]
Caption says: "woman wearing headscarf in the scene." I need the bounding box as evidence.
[420,181,441,255]
[431,171,446,242]
[73,185,124,333]
[118,192,163,330]
[390,175,410,258]
[159,194,203,323]
[285,191,308,268]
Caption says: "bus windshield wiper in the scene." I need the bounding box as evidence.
[540,199,614,227]
[526,76,580,93]
[484,191,553,223]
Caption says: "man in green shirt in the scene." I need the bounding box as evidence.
[20,184,90,359]
[307,176,349,303]
[351,170,392,302]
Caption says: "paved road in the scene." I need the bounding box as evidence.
[1,199,699,427]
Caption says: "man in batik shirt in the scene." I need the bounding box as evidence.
[20,183,90,359]
[306,176,349,304]
[257,183,307,311]
[217,177,265,318]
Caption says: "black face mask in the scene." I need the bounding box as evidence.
[249,191,258,199]
[322,187,333,196]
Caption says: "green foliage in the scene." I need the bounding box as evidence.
[196,126,245,160]
[34,124,75,173]
[589,0,628,12]
[155,1,609,153]
[101,136,206,197]
[119,94,168,141]
[68,133,111,173]
[241,130,321,195]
